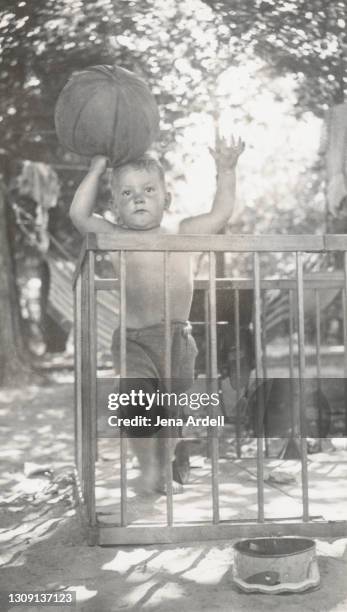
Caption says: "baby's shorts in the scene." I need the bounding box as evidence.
[111,321,198,436]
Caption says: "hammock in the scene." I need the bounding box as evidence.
[46,252,119,353]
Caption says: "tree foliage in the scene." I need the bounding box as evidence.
[0,0,123,160]
[201,0,347,116]
[0,0,236,161]
[1,0,345,162]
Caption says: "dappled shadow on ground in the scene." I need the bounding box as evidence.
[94,540,347,612]
[1,382,347,611]
[96,437,347,526]
[0,382,76,569]
[2,526,347,612]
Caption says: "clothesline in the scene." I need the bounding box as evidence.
[13,159,89,171]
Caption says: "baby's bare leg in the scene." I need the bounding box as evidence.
[155,427,184,494]
[130,435,183,495]
[130,437,158,494]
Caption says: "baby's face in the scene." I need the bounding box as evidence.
[114,167,168,230]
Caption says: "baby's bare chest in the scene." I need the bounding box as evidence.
[111,251,192,288]
[110,250,193,324]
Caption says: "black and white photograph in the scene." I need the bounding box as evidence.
[0,1,347,610]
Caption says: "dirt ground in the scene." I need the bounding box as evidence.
[1,376,347,612]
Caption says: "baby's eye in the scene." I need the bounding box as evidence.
[121,190,131,197]
[145,186,155,193]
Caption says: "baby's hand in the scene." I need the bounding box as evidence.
[210,133,245,173]
[89,155,108,176]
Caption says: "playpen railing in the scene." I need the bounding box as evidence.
[72,233,347,542]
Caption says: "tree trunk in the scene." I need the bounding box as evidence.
[325,102,347,268]
[0,177,29,385]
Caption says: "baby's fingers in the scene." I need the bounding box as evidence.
[236,137,245,152]
[229,134,243,148]
[208,146,216,159]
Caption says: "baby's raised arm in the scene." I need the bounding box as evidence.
[69,156,116,235]
[179,134,245,235]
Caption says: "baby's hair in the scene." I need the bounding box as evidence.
[112,154,165,188]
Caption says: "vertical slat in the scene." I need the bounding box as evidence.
[164,251,173,525]
[234,288,241,458]
[204,289,212,467]
[261,290,269,458]
[80,259,89,509]
[288,289,296,438]
[288,290,295,378]
[204,290,211,391]
[342,251,347,436]
[315,290,321,381]
[119,251,128,526]
[87,251,97,526]
[94,292,99,463]
[74,273,83,485]
[296,252,309,522]
[315,289,322,450]
[343,252,347,436]
[261,290,268,381]
[253,252,265,523]
[209,251,219,524]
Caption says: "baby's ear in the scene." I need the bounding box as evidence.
[110,200,120,223]
[164,191,172,210]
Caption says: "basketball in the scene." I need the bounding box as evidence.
[54,65,160,165]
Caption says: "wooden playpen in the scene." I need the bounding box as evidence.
[72,233,347,545]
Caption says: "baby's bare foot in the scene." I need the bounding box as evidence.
[135,476,158,497]
[155,480,184,495]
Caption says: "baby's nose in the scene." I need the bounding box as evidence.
[134,192,145,203]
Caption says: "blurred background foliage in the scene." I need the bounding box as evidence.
[1,0,345,227]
